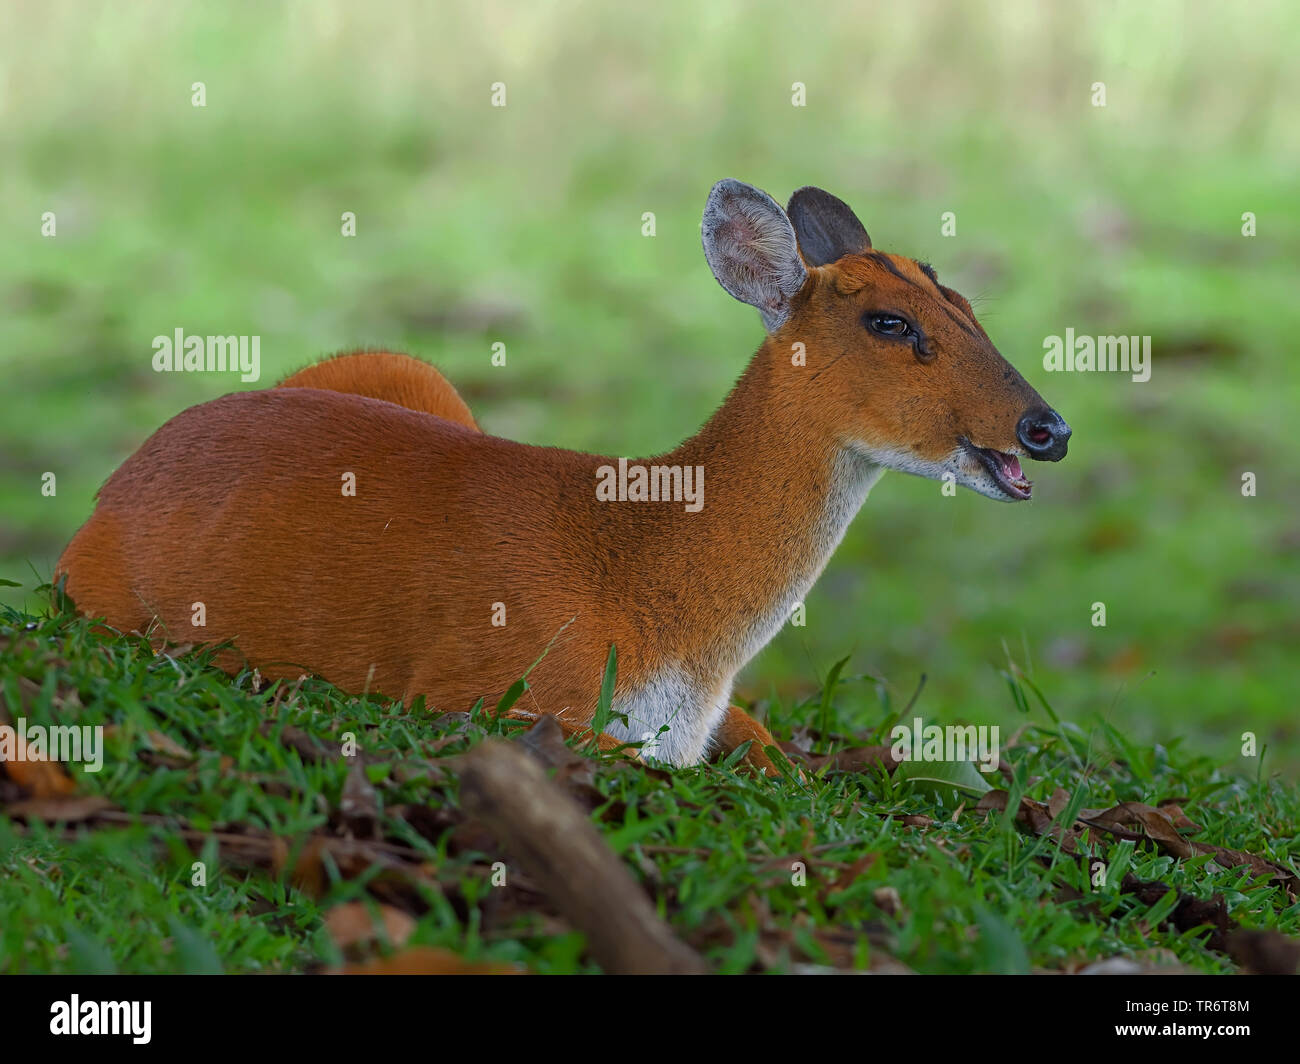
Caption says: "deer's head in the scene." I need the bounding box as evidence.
[702,179,1070,500]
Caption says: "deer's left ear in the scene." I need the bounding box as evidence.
[701,179,807,332]
[786,186,872,266]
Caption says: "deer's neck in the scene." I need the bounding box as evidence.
[636,343,884,678]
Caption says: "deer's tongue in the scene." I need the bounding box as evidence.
[996,452,1024,481]
[991,450,1032,493]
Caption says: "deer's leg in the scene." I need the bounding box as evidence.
[500,706,787,776]
[710,704,784,777]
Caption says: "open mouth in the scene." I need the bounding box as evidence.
[961,438,1033,500]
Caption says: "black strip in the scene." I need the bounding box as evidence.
[871,253,980,341]
[867,251,923,289]
[936,299,981,341]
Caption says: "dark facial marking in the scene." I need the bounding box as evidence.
[938,283,988,340]
[868,252,980,343]
[867,251,922,290]
[933,297,981,341]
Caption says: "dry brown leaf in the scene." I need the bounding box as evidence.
[843,852,879,880]
[0,714,79,797]
[273,834,443,911]
[324,902,416,951]
[511,715,630,816]
[1,755,78,798]
[1082,803,1295,892]
[1156,800,1202,833]
[267,723,336,764]
[781,741,898,776]
[694,889,897,972]
[1085,802,1195,858]
[285,837,339,896]
[328,946,524,975]
[974,790,1011,814]
[1121,875,1232,951]
[339,759,380,836]
[102,725,196,769]
[1191,842,1300,893]
[1226,929,1300,975]
[145,730,192,761]
[974,789,1081,852]
[5,795,114,822]
[518,715,591,775]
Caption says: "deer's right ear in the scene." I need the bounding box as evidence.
[786,186,872,266]
[702,179,807,332]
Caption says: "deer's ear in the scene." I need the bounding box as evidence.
[701,179,807,331]
[786,186,871,266]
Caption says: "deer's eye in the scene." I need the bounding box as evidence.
[865,314,913,338]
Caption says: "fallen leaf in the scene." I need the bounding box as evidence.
[264,723,336,764]
[1,756,78,798]
[1156,800,1202,833]
[1085,802,1194,859]
[0,714,79,797]
[518,715,590,777]
[512,714,626,815]
[1226,929,1300,975]
[328,946,524,975]
[1192,842,1300,893]
[5,795,114,822]
[1121,875,1231,951]
[324,902,416,952]
[339,759,380,836]
[781,742,898,775]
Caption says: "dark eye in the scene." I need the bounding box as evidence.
[866,314,913,338]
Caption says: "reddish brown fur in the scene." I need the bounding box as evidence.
[278,350,478,431]
[57,210,1052,775]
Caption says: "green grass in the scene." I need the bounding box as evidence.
[3,601,1296,974]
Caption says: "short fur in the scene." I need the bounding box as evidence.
[57,182,1066,769]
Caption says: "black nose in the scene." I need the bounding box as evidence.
[1016,408,1071,461]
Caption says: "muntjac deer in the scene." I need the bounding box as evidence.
[57,180,1070,774]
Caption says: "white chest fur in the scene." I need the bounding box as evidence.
[609,449,884,766]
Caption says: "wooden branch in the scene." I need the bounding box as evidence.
[459,740,705,975]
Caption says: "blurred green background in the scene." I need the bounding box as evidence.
[1,0,1296,766]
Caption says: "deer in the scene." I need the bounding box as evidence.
[56,180,1070,776]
